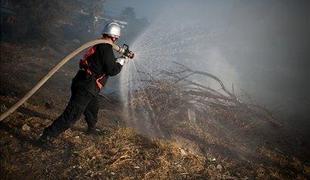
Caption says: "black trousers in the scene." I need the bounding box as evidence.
[42,85,99,138]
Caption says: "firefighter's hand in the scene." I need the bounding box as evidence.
[116,57,129,66]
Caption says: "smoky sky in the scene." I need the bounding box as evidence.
[107,0,310,123]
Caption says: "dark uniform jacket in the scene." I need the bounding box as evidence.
[72,43,122,95]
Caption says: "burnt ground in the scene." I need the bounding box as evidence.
[0,42,309,179]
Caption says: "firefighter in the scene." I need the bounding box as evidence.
[38,22,127,144]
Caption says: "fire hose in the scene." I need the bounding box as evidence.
[0,39,134,121]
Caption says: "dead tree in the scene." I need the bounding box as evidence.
[125,62,281,139]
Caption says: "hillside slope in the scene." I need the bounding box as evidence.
[0,42,309,179]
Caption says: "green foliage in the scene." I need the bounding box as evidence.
[118,7,149,44]
[5,0,105,43]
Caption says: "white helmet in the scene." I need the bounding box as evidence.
[102,22,121,38]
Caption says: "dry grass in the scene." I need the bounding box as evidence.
[0,42,309,179]
[0,95,208,179]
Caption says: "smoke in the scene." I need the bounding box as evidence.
[117,0,310,134]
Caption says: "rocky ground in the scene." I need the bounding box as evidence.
[0,42,309,179]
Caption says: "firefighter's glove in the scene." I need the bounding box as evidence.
[116,57,129,66]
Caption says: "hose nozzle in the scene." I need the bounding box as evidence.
[114,44,135,59]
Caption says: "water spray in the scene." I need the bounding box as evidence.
[0,39,135,121]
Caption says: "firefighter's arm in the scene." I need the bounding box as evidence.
[100,44,123,76]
